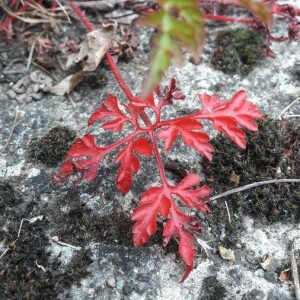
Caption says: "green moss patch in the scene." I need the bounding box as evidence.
[29,126,76,167]
[202,118,300,224]
[211,28,265,75]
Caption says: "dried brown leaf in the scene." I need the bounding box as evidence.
[48,71,87,95]
[66,23,116,71]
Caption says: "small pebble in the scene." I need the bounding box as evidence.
[106,275,116,288]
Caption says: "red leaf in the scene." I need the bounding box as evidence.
[157,119,214,160]
[132,174,211,281]
[88,94,130,131]
[163,206,200,283]
[53,134,106,184]
[172,174,211,212]
[131,187,171,246]
[115,137,153,193]
[133,137,153,156]
[198,90,264,148]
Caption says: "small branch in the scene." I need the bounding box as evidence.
[0,0,32,32]
[210,179,300,202]
[277,97,300,120]
[35,260,47,272]
[225,200,231,223]
[50,236,81,250]
[0,217,30,260]
[286,114,300,119]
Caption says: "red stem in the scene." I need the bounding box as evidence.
[105,52,136,103]
[69,2,152,126]
[0,0,32,32]
[68,2,94,32]
[149,132,169,186]
[204,13,255,24]
[68,2,134,102]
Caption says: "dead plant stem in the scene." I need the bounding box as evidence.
[210,179,300,201]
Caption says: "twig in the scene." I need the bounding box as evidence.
[291,240,300,300]
[225,200,231,223]
[26,37,36,70]
[0,218,28,260]
[286,114,300,119]
[0,107,20,156]
[56,0,71,23]
[32,61,59,81]
[210,179,300,202]
[50,236,81,250]
[277,97,300,120]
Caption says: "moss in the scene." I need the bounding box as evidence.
[0,219,93,299]
[0,180,22,231]
[54,204,133,247]
[211,28,265,75]
[198,276,227,300]
[208,204,245,248]
[29,126,76,167]
[85,72,108,89]
[202,118,300,223]
[0,180,21,212]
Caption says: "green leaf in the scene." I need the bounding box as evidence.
[140,0,204,95]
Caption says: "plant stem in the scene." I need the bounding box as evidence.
[69,2,151,126]
[0,0,32,32]
[105,51,136,103]
[69,2,135,102]
[68,2,94,32]
[149,131,169,186]
[210,179,300,201]
[204,13,255,24]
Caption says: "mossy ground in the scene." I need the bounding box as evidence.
[198,276,227,300]
[0,216,93,300]
[29,126,76,167]
[211,28,265,75]
[201,118,299,247]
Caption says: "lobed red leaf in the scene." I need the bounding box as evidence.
[157,119,214,160]
[88,94,131,131]
[198,90,264,148]
[115,137,153,193]
[131,187,171,246]
[53,133,106,184]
